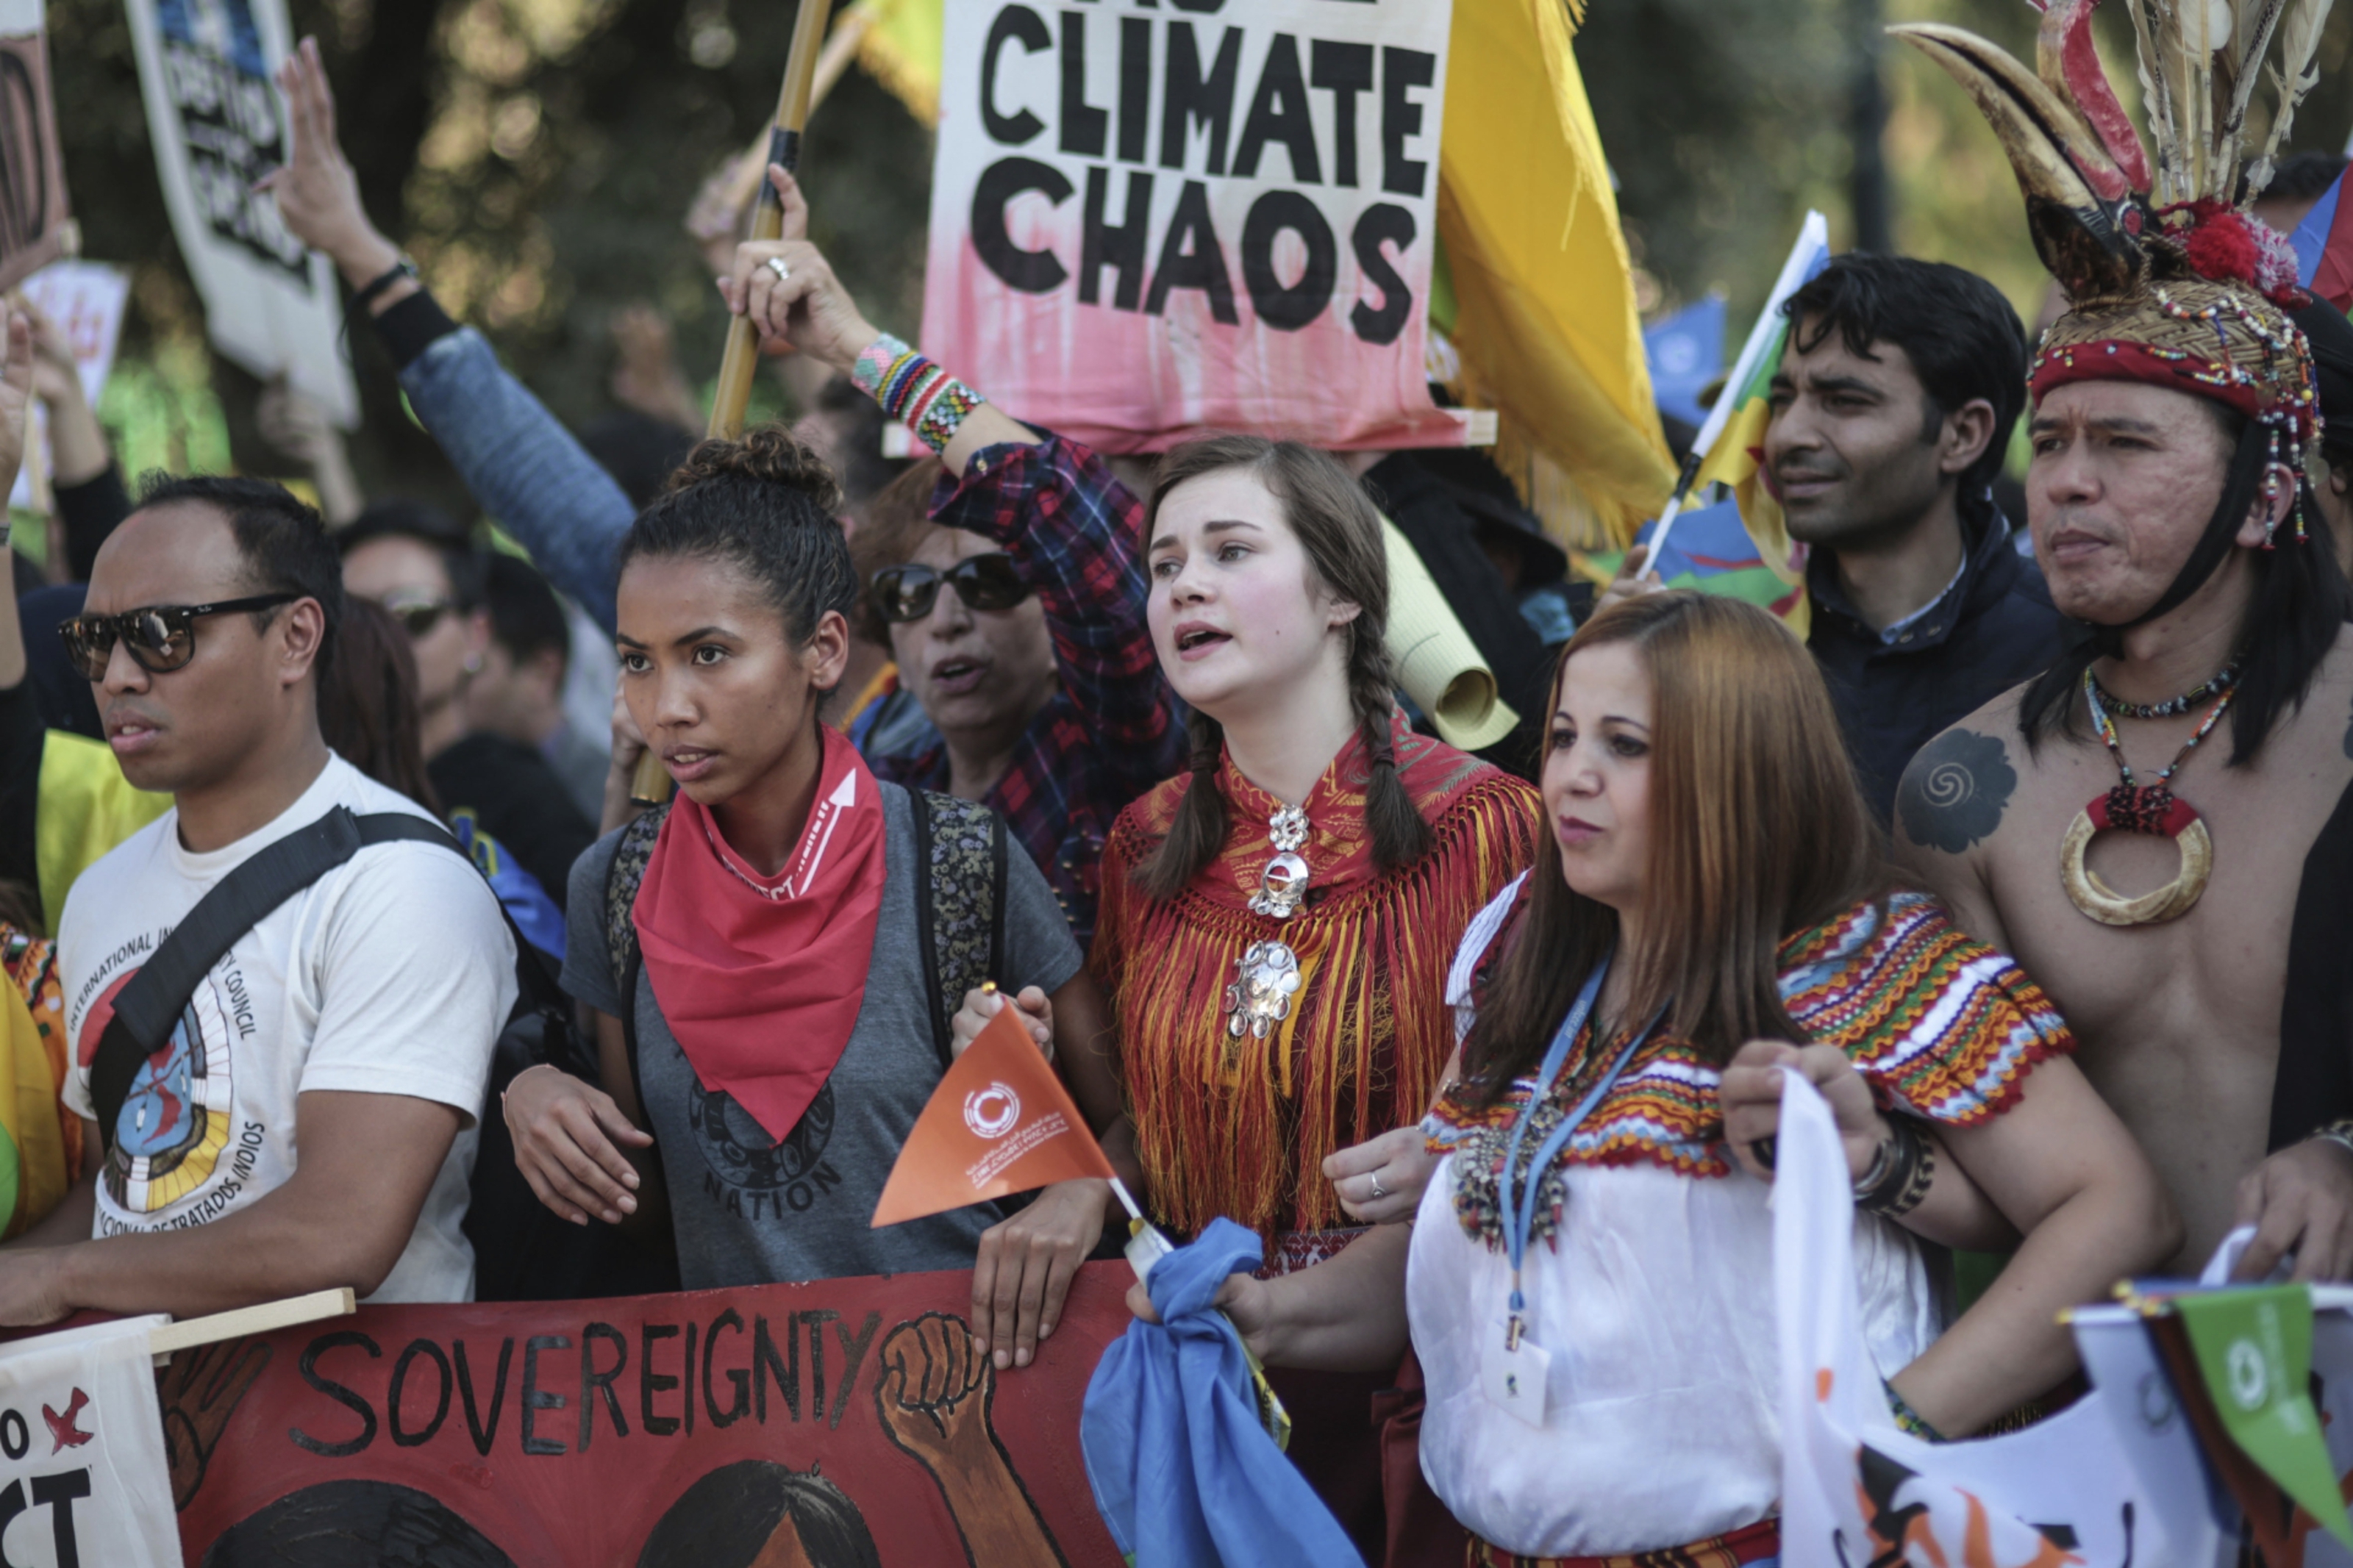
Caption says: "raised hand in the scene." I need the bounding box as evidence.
[715,168,880,376]
[0,309,38,503]
[258,38,401,287]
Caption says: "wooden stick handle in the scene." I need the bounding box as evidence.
[149,1286,354,1366]
[707,0,838,443]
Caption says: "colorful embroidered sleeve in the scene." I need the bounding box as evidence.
[1781,892,2073,1127]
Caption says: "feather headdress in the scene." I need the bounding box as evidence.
[1895,0,2327,526]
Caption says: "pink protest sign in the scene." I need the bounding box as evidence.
[920,0,1459,453]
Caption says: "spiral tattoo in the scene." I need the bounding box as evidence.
[1897,728,2016,853]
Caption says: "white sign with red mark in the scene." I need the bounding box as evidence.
[0,1314,178,1567]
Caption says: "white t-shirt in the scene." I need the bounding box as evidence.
[57,754,516,1303]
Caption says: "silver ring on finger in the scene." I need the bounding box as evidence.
[765,256,791,283]
[1368,1173,1389,1201]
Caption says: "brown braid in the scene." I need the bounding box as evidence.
[1136,708,1232,899]
[1349,625,1432,870]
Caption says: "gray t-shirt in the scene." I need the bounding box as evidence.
[561,782,1083,1289]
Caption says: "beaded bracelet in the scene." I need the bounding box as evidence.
[849,332,987,455]
[1884,1378,1948,1443]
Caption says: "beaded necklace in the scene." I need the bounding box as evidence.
[2082,666,2238,792]
[2087,659,2239,721]
[2057,666,2235,926]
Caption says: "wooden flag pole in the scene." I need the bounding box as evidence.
[707,0,837,445]
[630,0,838,809]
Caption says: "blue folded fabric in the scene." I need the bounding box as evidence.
[1079,1217,1364,1568]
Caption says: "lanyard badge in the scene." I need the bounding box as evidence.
[1482,958,1649,1428]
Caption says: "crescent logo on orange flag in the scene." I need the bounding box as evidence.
[871,1003,1115,1228]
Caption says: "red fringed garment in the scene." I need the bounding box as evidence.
[1096,715,1539,1242]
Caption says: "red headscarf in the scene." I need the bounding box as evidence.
[631,726,888,1140]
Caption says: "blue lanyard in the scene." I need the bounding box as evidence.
[1496,956,1650,1331]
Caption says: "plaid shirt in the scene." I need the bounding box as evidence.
[870,434,1182,948]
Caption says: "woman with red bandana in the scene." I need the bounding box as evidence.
[501,429,1121,1350]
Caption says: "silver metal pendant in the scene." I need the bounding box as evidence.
[1224,939,1303,1041]
[1249,852,1310,919]
[1268,805,1310,853]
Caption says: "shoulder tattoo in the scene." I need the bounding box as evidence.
[1896,728,2017,855]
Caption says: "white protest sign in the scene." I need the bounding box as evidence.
[920,0,1459,452]
[0,1314,179,1567]
[124,0,355,428]
[10,262,131,512]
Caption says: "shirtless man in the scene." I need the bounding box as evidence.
[1891,14,2353,1281]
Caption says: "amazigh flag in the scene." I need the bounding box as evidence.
[2292,168,2353,311]
[1632,214,1829,630]
[1627,500,1804,620]
[871,1005,1114,1228]
[1688,212,1832,497]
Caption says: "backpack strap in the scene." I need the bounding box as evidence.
[913,791,1010,1071]
[600,805,668,1120]
[91,808,468,1154]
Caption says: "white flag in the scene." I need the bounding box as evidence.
[0,1315,181,1567]
[1773,1072,2187,1567]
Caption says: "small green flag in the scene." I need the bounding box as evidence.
[2173,1284,2353,1545]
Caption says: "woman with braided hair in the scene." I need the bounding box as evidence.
[966,436,1538,1548]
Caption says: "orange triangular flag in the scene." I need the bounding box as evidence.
[871,1003,1115,1228]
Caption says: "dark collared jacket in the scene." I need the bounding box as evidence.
[1807,498,2071,824]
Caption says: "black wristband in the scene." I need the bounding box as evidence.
[349,256,418,314]
[368,288,462,372]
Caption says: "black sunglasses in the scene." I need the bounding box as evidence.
[58,594,300,682]
[373,594,457,640]
[869,554,1030,624]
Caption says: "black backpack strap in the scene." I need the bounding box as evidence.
[92,808,472,1153]
[913,790,1010,1071]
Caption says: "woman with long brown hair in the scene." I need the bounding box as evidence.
[1140,591,2175,1564]
[968,434,1538,1547]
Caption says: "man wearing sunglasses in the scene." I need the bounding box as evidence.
[0,476,517,1323]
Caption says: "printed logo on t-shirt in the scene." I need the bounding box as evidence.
[688,1080,841,1220]
[77,968,243,1219]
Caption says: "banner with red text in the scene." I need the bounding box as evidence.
[169,1265,1129,1566]
[921,0,1459,453]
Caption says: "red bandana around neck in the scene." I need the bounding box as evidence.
[631,726,888,1140]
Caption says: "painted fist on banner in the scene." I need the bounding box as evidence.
[159,1336,271,1510]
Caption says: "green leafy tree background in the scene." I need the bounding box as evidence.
[35,0,2353,523]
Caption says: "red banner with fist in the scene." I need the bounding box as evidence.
[165,1264,1131,1566]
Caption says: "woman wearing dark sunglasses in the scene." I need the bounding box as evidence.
[503,427,1124,1349]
